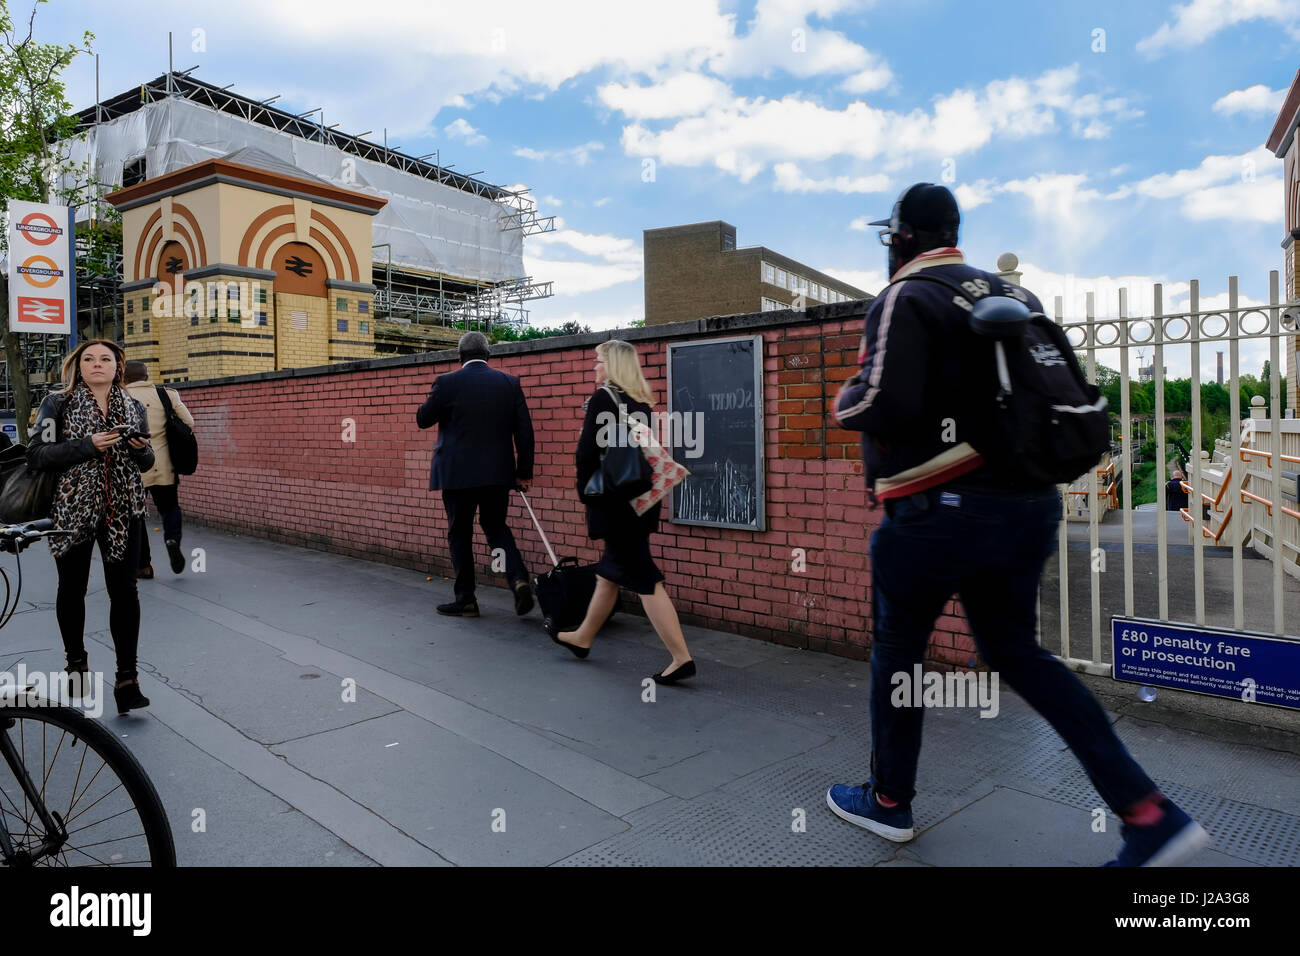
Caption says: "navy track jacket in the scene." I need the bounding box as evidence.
[833,247,1052,500]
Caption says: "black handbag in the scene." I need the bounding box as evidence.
[0,460,58,523]
[156,386,198,476]
[582,386,652,500]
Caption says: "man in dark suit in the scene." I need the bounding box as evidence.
[417,331,535,617]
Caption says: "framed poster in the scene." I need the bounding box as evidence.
[667,334,765,530]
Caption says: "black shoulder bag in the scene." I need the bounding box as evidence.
[156,385,198,476]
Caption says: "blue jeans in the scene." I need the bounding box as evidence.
[867,484,1156,815]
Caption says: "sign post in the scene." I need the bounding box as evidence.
[7,200,75,338]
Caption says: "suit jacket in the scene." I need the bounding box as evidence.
[416,360,534,490]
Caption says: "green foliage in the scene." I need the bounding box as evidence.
[447,319,592,344]
[0,0,94,220]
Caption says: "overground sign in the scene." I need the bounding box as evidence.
[6,200,74,336]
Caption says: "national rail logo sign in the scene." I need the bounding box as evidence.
[6,200,73,335]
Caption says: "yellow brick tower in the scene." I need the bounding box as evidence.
[106,158,387,382]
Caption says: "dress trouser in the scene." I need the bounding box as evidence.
[867,485,1157,815]
[138,483,182,569]
[442,486,528,602]
[54,517,145,679]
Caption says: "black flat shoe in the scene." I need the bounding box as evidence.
[652,660,696,684]
[544,617,589,659]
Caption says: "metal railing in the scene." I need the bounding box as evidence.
[1037,270,1299,674]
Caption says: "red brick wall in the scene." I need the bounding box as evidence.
[174,310,977,666]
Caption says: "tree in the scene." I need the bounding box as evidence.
[0,0,93,440]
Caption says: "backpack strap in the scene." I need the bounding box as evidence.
[155,384,177,423]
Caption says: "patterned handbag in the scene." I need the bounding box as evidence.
[625,418,690,517]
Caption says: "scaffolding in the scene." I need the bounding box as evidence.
[0,61,559,403]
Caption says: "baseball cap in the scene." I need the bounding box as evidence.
[868,182,961,235]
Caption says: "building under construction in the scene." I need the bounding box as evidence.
[5,70,554,409]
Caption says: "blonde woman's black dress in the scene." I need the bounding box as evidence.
[575,384,664,595]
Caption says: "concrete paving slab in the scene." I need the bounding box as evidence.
[273,710,627,866]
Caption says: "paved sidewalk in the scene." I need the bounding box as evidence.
[3,523,1297,866]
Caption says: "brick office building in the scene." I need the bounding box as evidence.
[643,221,872,326]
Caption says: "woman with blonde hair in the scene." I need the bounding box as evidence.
[544,339,695,683]
[27,339,156,716]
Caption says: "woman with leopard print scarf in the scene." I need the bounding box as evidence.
[28,340,157,717]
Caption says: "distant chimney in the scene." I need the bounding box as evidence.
[1217,351,1224,386]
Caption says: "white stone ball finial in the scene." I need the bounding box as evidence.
[996,252,1019,272]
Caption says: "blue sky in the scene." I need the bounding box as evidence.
[45,0,1300,373]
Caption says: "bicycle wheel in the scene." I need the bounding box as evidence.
[0,704,175,866]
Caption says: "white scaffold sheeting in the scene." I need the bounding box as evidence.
[60,97,524,284]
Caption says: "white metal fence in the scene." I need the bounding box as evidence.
[1039,271,1299,674]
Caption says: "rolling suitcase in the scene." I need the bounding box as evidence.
[518,492,615,630]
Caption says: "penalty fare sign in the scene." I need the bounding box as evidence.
[1113,616,1300,710]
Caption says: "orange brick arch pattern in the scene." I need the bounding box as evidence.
[134,202,207,282]
[236,204,356,282]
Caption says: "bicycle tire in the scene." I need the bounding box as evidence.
[0,703,176,867]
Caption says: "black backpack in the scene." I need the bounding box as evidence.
[156,386,198,476]
[890,271,1110,485]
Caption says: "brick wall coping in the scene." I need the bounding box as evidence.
[171,300,871,391]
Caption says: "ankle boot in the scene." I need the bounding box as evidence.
[113,674,150,716]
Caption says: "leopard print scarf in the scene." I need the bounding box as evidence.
[48,382,146,562]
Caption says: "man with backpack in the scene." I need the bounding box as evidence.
[826,183,1209,866]
[125,362,195,577]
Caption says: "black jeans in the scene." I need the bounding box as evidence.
[54,516,145,679]
[138,483,182,569]
[442,486,527,602]
[867,485,1157,815]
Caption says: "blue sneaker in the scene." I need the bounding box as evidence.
[1104,800,1210,867]
[826,782,915,842]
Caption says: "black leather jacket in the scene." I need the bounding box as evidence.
[27,391,156,475]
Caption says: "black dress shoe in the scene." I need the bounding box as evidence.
[166,539,186,574]
[544,617,589,659]
[513,581,534,616]
[652,660,696,684]
[437,599,480,617]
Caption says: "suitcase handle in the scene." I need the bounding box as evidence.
[517,491,559,567]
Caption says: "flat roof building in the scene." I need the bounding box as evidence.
[643,221,872,326]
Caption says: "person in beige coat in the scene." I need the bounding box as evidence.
[124,362,195,577]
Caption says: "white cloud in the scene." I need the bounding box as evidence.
[444,118,486,145]
[525,256,641,295]
[540,194,562,207]
[525,227,643,296]
[1000,173,1108,224]
[618,64,1138,183]
[707,0,893,86]
[848,215,873,231]
[513,141,605,165]
[1137,0,1299,57]
[529,228,641,264]
[1212,84,1287,117]
[821,266,887,296]
[953,179,997,210]
[773,162,889,194]
[593,197,612,207]
[597,73,733,119]
[1123,146,1280,222]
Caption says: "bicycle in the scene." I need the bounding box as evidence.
[0,518,175,866]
